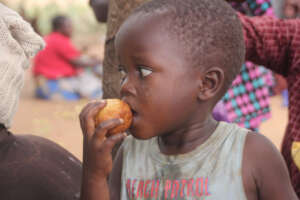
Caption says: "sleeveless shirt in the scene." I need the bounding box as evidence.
[121,122,249,199]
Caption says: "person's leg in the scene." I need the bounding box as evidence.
[35,76,81,101]
[76,70,103,99]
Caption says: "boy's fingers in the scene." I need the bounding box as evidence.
[93,118,124,145]
[81,100,106,138]
[103,133,127,152]
[79,103,96,126]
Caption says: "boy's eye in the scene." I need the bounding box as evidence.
[119,68,127,77]
[139,67,152,78]
[118,66,127,81]
[118,66,127,76]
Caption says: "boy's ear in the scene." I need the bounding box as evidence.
[197,67,225,101]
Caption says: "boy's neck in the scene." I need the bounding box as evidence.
[158,116,218,155]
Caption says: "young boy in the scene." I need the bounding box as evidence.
[0,4,82,199]
[79,0,298,199]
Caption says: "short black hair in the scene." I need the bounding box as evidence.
[51,15,69,31]
[131,0,245,97]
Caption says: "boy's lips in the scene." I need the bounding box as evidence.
[129,107,139,129]
[122,98,138,120]
[130,106,139,120]
[131,109,138,116]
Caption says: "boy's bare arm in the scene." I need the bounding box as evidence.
[109,146,123,200]
[79,101,126,200]
[80,147,123,200]
[243,133,298,200]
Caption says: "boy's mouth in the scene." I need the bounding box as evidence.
[129,108,138,129]
[122,98,138,119]
[131,108,138,117]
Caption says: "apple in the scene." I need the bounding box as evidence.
[95,99,132,136]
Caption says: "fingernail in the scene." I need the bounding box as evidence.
[95,100,105,105]
[119,118,124,123]
[91,99,104,104]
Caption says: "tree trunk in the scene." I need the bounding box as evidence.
[102,0,149,99]
[102,0,149,157]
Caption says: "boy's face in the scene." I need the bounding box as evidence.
[116,14,202,139]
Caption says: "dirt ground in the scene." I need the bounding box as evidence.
[10,71,288,160]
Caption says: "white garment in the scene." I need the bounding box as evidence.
[0,3,45,128]
[121,122,249,200]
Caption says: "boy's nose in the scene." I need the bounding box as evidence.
[120,76,136,97]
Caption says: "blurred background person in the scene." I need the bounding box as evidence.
[33,15,103,101]
[284,0,300,18]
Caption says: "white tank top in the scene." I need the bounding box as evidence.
[121,122,249,200]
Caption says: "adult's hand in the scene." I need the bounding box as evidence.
[89,0,109,23]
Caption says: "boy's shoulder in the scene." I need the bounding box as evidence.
[243,131,280,164]
[241,131,297,199]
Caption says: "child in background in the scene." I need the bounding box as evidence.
[79,0,297,199]
[33,15,103,101]
[0,4,82,199]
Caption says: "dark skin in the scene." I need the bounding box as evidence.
[284,0,300,18]
[89,0,109,23]
[54,18,101,68]
[80,12,297,200]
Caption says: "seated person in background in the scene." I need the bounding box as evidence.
[0,4,82,199]
[33,15,103,101]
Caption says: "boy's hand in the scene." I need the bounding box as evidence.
[79,100,127,179]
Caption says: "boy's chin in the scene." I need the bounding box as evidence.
[129,129,156,140]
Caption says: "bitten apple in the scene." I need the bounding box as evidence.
[95,99,132,136]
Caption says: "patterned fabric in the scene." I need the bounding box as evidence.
[223,62,272,131]
[219,0,275,131]
[239,13,300,197]
[231,0,273,16]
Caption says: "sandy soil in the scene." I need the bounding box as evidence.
[10,72,289,160]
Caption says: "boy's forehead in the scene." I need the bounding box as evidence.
[116,13,172,51]
[115,13,192,71]
[117,12,168,40]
